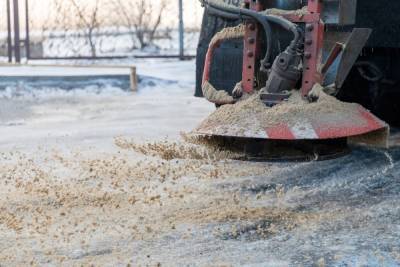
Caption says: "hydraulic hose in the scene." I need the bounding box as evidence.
[201,0,302,68]
[207,6,242,20]
[208,0,301,49]
[204,2,273,69]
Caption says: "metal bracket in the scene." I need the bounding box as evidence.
[335,28,372,88]
[320,42,344,75]
[241,0,262,93]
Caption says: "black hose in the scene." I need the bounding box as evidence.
[201,0,302,69]
[203,1,274,69]
[207,6,242,20]
[260,14,301,51]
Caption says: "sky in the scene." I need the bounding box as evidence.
[0,0,204,30]
[181,0,204,28]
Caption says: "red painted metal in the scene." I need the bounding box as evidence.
[241,0,263,93]
[266,124,296,140]
[301,21,324,96]
[195,104,388,141]
[313,108,386,140]
[321,42,344,75]
[307,0,323,13]
[300,0,324,96]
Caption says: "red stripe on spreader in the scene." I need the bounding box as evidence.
[266,124,295,140]
[359,108,385,129]
[315,108,385,139]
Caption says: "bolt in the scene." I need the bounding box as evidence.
[247,51,254,57]
[304,52,312,59]
[248,23,256,30]
[305,39,313,45]
[306,24,314,32]
[248,37,255,44]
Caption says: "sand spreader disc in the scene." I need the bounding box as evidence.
[192,92,389,160]
[195,106,388,141]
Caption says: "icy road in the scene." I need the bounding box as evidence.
[0,60,399,266]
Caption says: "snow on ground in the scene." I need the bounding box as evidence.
[0,58,195,82]
[0,59,208,149]
[0,59,400,266]
[0,65,131,77]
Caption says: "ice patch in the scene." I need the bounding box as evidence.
[0,75,181,100]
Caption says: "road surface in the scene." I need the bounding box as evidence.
[0,59,399,266]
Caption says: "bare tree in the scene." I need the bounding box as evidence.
[26,0,70,57]
[33,0,104,57]
[24,0,174,57]
[69,0,101,57]
[110,0,169,49]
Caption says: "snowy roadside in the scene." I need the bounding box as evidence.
[0,59,213,151]
[0,58,195,81]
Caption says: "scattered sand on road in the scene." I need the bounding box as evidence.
[0,137,394,265]
[115,136,243,161]
[0,139,286,265]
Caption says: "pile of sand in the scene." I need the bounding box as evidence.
[195,84,362,136]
